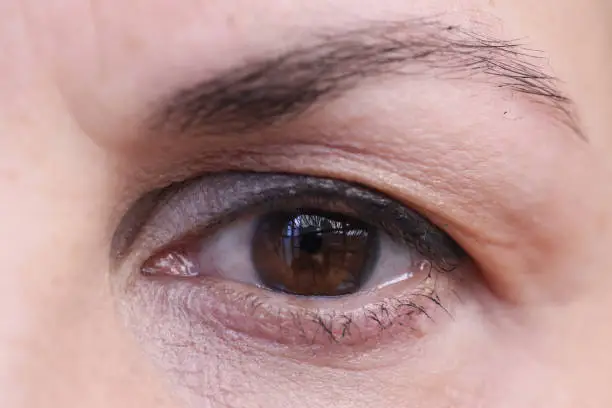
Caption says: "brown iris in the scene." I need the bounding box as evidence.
[251,210,379,296]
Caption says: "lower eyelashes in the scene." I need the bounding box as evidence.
[136,263,444,350]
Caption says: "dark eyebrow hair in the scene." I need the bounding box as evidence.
[150,19,582,139]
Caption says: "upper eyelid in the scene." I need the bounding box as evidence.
[111,173,340,261]
[111,174,363,261]
[111,172,465,273]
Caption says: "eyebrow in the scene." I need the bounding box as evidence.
[150,19,582,139]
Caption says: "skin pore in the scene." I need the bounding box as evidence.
[1,1,612,407]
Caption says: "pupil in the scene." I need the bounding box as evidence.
[251,210,379,296]
[298,227,323,254]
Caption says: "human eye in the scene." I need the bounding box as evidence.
[118,172,468,350]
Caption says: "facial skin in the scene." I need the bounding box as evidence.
[1,1,612,407]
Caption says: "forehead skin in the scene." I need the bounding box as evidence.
[0,1,611,408]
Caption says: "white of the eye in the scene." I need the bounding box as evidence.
[363,233,415,290]
[199,216,418,290]
[197,216,260,285]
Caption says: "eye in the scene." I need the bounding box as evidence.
[143,208,420,297]
[128,173,467,347]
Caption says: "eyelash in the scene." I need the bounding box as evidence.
[125,172,466,348]
[143,272,444,348]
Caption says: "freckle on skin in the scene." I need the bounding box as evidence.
[0,168,19,183]
[123,33,145,53]
[225,14,237,28]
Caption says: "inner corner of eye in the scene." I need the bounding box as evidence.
[140,244,200,278]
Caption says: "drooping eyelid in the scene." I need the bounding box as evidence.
[112,172,465,271]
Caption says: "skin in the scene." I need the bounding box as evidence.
[1,0,612,407]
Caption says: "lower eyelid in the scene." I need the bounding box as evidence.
[133,272,447,352]
[134,217,456,351]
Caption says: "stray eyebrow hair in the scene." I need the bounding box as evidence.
[151,19,582,139]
